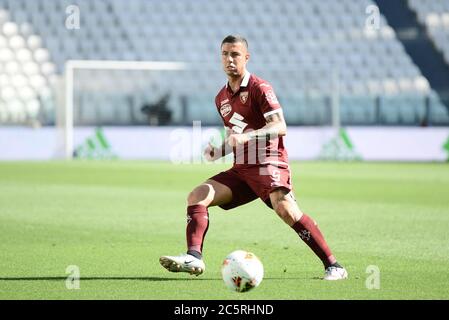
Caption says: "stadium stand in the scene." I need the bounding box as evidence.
[0,6,57,125]
[409,0,449,65]
[0,0,448,126]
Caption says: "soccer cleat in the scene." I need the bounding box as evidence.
[323,266,348,280]
[159,253,206,276]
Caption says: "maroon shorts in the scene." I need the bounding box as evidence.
[210,163,292,210]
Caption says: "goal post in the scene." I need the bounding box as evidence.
[331,68,341,131]
[60,60,187,159]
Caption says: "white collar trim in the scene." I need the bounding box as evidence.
[226,70,251,88]
[241,70,251,87]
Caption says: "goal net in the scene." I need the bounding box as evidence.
[57,60,187,159]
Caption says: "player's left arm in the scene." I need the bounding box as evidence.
[249,111,287,139]
[227,111,287,147]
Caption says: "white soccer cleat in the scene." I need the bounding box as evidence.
[159,253,206,276]
[323,266,348,280]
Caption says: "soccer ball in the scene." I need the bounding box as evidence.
[221,250,264,293]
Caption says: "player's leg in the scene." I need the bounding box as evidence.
[185,179,232,256]
[160,167,258,276]
[244,164,347,280]
[187,179,233,207]
[159,179,233,275]
[269,188,348,280]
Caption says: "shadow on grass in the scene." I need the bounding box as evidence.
[0,276,216,281]
[0,276,309,281]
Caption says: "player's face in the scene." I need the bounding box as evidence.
[221,42,249,78]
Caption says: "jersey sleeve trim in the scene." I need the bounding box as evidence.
[263,108,283,118]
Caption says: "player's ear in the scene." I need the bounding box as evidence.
[245,52,250,62]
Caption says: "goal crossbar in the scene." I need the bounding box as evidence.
[63,60,187,159]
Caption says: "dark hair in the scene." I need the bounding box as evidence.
[221,35,248,49]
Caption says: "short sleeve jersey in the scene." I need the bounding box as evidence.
[215,71,289,167]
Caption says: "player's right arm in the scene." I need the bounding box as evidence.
[204,127,233,162]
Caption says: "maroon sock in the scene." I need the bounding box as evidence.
[186,205,209,254]
[291,213,336,268]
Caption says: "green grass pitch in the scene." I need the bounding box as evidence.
[0,161,448,300]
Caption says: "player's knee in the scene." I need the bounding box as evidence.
[187,184,215,207]
[273,200,290,219]
[273,199,303,225]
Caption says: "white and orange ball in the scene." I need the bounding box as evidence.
[221,250,264,293]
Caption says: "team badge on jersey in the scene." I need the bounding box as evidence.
[220,104,232,117]
[240,91,249,104]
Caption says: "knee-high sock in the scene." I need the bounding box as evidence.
[291,213,336,268]
[186,205,209,254]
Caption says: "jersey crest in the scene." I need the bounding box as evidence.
[240,91,248,104]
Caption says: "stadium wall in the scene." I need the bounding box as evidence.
[0,127,448,162]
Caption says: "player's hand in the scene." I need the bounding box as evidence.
[226,133,250,147]
[204,143,218,162]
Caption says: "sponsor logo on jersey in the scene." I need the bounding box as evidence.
[265,89,279,104]
[240,91,249,104]
[220,99,229,106]
[220,104,232,117]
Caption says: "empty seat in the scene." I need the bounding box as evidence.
[0,0,443,126]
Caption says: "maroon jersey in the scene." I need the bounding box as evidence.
[215,71,289,167]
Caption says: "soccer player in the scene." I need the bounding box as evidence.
[160,35,348,280]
